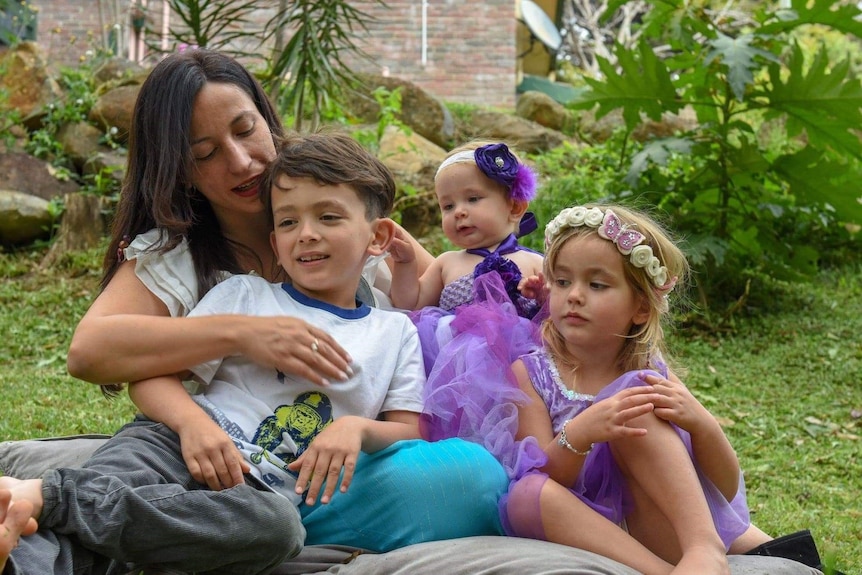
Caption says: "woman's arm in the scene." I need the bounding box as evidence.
[67,261,351,386]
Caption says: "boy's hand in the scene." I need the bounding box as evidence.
[387,227,416,264]
[518,273,547,304]
[288,416,363,505]
[178,417,249,490]
[640,372,710,434]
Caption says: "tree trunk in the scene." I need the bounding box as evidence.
[41,193,106,268]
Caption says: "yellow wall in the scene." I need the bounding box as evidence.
[517,0,559,77]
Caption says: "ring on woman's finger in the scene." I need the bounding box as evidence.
[310,338,320,353]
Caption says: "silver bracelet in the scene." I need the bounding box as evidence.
[558,418,594,456]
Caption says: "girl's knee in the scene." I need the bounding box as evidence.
[504,473,548,540]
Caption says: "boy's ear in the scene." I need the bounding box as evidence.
[509,199,529,222]
[269,230,279,259]
[368,217,396,256]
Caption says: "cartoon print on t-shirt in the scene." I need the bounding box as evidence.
[250,390,333,468]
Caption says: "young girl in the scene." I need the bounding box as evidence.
[389,141,544,317]
[504,204,759,574]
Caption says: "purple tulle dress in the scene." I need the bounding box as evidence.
[501,349,752,549]
[413,233,547,480]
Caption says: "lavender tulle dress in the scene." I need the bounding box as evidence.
[502,349,752,549]
[413,234,548,481]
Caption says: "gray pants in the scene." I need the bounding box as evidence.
[5,418,304,575]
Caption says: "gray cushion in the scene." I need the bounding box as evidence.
[0,437,821,575]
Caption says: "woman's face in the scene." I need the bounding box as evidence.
[188,82,277,223]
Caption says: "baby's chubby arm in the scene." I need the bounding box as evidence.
[517,272,547,304]
[288,412,420,505]
[389,228,446,310]
[129,375,249,490]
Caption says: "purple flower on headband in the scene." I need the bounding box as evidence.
[474,143,538,202]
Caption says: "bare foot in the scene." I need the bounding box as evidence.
[670,545,729,575]
[0,477,43,521]
[1,489,36,571]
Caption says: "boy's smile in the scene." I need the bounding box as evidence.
[269,175,384,308]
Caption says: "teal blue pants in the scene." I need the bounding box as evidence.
[300,438,507,552]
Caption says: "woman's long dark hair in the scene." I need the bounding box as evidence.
[103,49,285,297]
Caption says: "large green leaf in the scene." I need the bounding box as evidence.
[625,137,693,186]
[765,44,862,161]
[760,0,862,39]
[772,148,862,225]
[570,40,680,130]
[704,32,778,102]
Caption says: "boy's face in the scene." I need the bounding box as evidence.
[269,175,386,308]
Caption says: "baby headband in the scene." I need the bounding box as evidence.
[545,206,677,293]
[435,143,538,202]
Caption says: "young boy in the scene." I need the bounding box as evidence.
[0,132,430,574]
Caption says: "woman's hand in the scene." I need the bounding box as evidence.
[236,316,354,387]
[288,416,365,505]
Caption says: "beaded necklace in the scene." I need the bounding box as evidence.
[544,349,595,403]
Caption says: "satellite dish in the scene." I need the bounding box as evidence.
[520,0,562,53]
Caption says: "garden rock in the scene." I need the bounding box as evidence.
[516,90,573,133]
[458,109,567,154]
[0,42,62,131]
[93,57,149,88]
[349,73,455,149]
[0,152,79,201]
[378,125,446,238]
[57,122,105,172]
[0,189,51,245]
[88,85,141,142]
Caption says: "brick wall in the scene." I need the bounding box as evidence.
[26,0,517,108]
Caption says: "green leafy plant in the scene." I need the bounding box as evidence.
[0,0,37,47]
[154,0,267,55]
[24,65,97,176]
[263,0,384,131]
[567,0,862,307]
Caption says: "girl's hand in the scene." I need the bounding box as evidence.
[387,227,416,265]
[288,416,364,505]
[640,372,710,435]
[518,273,547,303]
[237,317,353,387]
[177,417,249,490]
[568,386,662,445]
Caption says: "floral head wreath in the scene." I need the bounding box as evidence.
[435,143,538,202]
[545,206,678,293]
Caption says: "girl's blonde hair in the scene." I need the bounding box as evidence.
[541,204,689,376]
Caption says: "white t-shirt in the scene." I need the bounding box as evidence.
[187,275,425,504]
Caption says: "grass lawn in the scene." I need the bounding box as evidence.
[2,244,860,572]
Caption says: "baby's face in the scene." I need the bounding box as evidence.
[435,163,516,250]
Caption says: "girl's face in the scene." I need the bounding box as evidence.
[548,234,649,357]
[189,82,277,225]
[435,163,519,250]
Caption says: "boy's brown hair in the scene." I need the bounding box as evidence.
[260,131,396,224]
